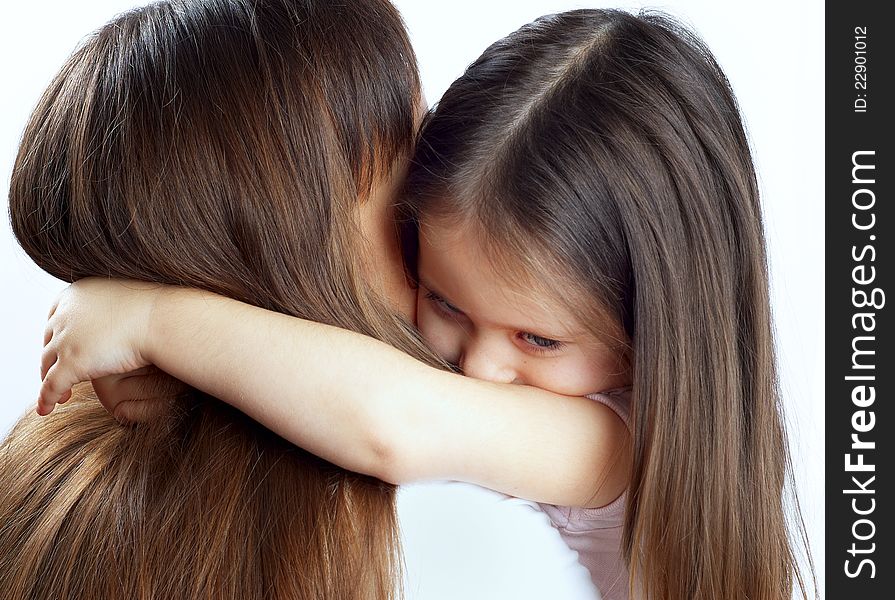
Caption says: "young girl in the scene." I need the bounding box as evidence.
[37,9,808,600]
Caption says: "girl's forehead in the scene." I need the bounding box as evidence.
[419,214,565,292]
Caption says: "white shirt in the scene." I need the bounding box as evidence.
[398,481,601,600]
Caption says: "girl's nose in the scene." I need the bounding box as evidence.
[458,335,517,384]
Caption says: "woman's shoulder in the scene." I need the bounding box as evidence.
[398,481,600,600]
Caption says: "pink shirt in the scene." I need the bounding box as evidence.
[537,387,632,600]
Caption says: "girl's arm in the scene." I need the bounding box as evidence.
[40,278,631,508]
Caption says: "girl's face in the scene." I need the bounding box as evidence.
[416,219,631,396]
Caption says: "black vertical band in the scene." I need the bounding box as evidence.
[826,2,893,596]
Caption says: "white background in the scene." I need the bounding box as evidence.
[1,1,823,596]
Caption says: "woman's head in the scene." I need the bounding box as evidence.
[404,9,807,598]
[10,0,421,325]
[4,0,431,597]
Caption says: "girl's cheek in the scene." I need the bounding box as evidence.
[416,304,463,365]
[542,350,629,396]
[526,356,606,397]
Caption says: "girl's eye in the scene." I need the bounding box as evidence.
[519,332,564,352]
[425,291,462,315]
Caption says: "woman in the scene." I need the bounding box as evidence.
[2,1,596,598]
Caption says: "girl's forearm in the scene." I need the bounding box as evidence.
[144,288,631,507]
[145,287,423,481]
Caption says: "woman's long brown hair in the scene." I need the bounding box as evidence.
[2,0,434,598]
[403,9,813,599]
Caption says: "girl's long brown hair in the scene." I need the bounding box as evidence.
[3,0,433,598]
[403,9,813,599]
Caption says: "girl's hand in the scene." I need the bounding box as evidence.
[39,278,164,416]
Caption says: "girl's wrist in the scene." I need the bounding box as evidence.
[143,283,184,366]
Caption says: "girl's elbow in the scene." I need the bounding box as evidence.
[361,393,432,485]
[364,423,421,485]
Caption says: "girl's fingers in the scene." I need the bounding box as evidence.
[57,389,73,405]
[36,391,55,416]
[44,323,54,346]
[47,299,59,320]
[40,349,57,382]
[93,372,185,423]
[38,362,73,416]
[91,374,130,416]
